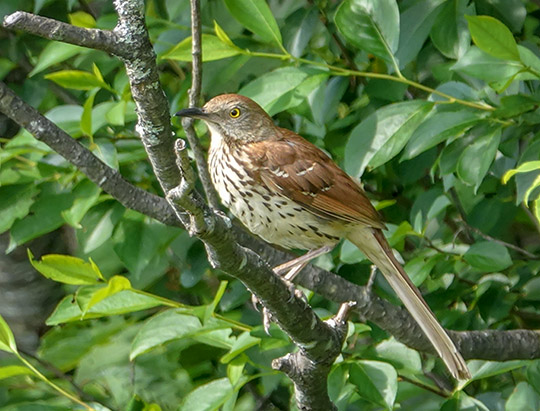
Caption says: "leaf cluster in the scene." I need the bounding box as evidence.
[2,0,540,410]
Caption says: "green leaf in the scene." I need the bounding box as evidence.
[240,67,326,116]
[44,70,109,91]
[410,188,451,232]
[28,251,103,285]
[349,361,397,408]
[224,0,282,46]
[457,126,501,190]
[81,202,125,254]
[502,161,540,184]
[459,360,529,388]
[345,100,434,178]
[404,254,442,287]
[130,310,203,360]
[527,361,540,396]
[335,0,400,64]
[402,110,483,160]
[451,46,523,82]
[81,89,97,137]
[68,11,96,28]
[214,20,236,48]
[395,0,446,67]
[29,42,85,77]
[0,365,33,380]
[0,57,16,80]
[463,242,512,272]
[80,276,132,317]
[180,378,234,411]
[46,290,165,325]
[0,314,17,353]
[430,0,471,59]
[286,8,319,58]
[506,382,540,411]
[522,277,540,301]
[8,188,75,251]
[163,34,241,62]
[374,338,422,374]
[0,184,38,234]
[466,16,519,61]
[61,180,101,228]
[220,331,260,364]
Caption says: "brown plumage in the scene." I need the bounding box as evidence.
[176,93,471,380]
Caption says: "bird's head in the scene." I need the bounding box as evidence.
[176,94,275,143]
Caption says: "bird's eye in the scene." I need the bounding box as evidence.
[229,108,241,118]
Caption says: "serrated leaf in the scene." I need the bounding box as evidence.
[163,34,241,62]
[335,0,400,64]
[466,15,519,61]
[28,251,103,285]
[224,0,282,46]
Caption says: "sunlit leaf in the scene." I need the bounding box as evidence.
[224,0,282,46]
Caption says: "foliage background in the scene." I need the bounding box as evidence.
[2,0,540,410]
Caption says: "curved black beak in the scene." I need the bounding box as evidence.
[175,107,207,119]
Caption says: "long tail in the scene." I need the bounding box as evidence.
[347,227,470,380]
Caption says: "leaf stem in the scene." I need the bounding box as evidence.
[243,50,495,111]
[15,352,96,411]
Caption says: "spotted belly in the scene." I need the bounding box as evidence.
[210,151,343,250]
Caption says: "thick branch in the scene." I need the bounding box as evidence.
[113,0,180,194]
[2,12,125,58]
[0,82,179,227]
[3,3,540,375]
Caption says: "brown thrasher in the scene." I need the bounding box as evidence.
[176,94,470,380]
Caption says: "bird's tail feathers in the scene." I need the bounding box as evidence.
[347,228,471,380]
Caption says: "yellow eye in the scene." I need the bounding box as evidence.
[229,108,241,118]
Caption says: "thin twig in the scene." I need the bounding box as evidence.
[182,0,220,210]
[19,349,111,408]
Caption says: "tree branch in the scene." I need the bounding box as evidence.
[0,81,180,228]
[3,11,125,58]
[3,3,540,390]
[182,0,220,210]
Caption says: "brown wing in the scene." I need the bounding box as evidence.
[246,128,385,229]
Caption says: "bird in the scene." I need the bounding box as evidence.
[176,93,471,380]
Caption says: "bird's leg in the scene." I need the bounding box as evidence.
[273,245,334,279]
[254,245,334,335]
